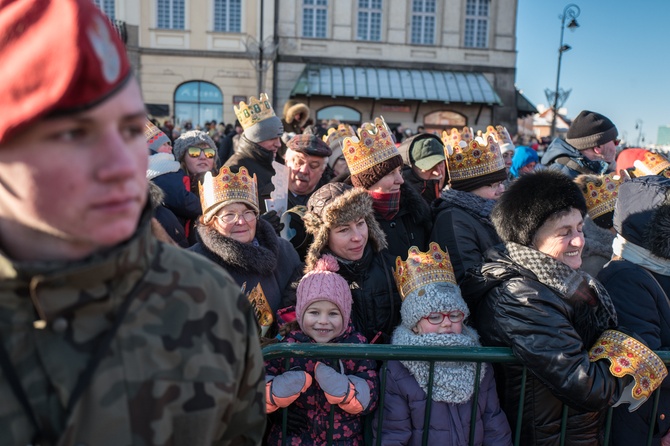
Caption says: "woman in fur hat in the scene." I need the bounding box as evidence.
[597,176,670,446]
[303,182,402,344]
[462,170,657,446]
[189,167,303,315]
[375,243,512,445]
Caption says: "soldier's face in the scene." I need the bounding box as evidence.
[0,80,148,261]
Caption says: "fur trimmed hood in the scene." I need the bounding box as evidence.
[303,183,387,270]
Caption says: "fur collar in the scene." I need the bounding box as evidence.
[392,325,485,404]
[195,218,278,275]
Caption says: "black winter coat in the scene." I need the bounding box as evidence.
[462,247,628,446]
[598,260,670,445]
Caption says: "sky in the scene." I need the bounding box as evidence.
[515,0,670,146]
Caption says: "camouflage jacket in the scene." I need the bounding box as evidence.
[0,215,265,445]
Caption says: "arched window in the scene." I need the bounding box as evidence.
[174,81,223,127]
[316,105,361,124]
[423,110,467,134]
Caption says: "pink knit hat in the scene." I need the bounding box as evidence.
[296,254,352,338]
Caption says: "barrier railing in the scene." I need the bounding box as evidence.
[263,343,670,446]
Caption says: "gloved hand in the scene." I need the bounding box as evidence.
[313,361,371,414]
[265,371,312,413]
[260,210,284,235]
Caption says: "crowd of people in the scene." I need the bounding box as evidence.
[2,1,670,445]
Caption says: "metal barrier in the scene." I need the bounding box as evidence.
[263,343,670,446]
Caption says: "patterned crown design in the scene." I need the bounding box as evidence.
[632,152,670,179]
[589,330,667,405]
[233,93,277,130]
[198,166,258,215]
[582,172,626,219]
[441,127,505,181]
[323,123,356,148]
[342,117,399,176]
[393,242,457,301]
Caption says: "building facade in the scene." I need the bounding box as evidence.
[99,0,519,133]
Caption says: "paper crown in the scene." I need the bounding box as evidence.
[233,93,278,131]
[632,152,670,179]
[589,330,667,411]
[581,172,626,219]
[198,166,259,217]
[393,242,457,300]
[342,117,400,176]
[487,125,515,153]
[441,127,506,181]
[323,123,356,148]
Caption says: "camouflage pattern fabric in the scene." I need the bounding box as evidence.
[0,215,266,445]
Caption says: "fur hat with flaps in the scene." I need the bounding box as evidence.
[614,175,670,259]
[492,170,587,246]
[303,183,387,269]
[394,242,469,329]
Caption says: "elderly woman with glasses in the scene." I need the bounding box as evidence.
[189,167,303,315]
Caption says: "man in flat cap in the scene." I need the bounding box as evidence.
[541,110,619,179]
[0,0,265,444]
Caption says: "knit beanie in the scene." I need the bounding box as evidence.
[145,120,172,154]
[173,130,219,163]
[491,170,587,246]
[303,183,388,269]
[566,110,618,150]
[296,254,352,338]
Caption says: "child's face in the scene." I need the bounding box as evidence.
[413,311,464,335]
[302,300,343,343]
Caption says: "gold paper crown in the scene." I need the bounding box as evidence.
[323,123,356,148]
[581,172,626,219]
[441,127,505,181]
[342,117,399,176]
[233,93,277,130]
[632,152,670,179]
[198,166,259,216]
[589,330,667,407]
[393,242,457,300]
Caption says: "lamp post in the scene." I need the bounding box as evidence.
[549,4,581,139]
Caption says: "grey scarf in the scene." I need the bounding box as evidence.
[506,242,617,333]
[392,325,485,404]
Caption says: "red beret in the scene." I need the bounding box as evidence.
[0,0,132,144]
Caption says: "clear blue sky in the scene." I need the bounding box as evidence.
[515,0,670,145]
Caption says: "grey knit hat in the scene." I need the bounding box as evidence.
[173,130,218,164]
[566,110,618,150]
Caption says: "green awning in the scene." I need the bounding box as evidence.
[290,64,503,105]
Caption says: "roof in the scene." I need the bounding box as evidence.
[290,64,503,105]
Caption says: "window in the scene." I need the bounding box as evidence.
[303,0,327,38]
[93,0,115,20]
[411,0,435,45]
[174,81,223,127]
[214,0,241,32]
[157,0,185,30]
[357,0,382,41]
[464,0,489,48]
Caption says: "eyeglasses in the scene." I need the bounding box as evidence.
[187,147,216,159]
[422,311,465,325]
[215,210,257,225]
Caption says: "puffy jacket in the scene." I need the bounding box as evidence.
[540,137,609,179]
[375,361,511,445]
[462,247,628,446]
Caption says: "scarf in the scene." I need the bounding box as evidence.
[506,242,617,335]
[612,234,670,276]
[392,325,485,404]
[147,152,180,180]
[438,188,496,228]
[369,190,401,220]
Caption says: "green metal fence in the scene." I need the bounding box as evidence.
[263,343,670,446]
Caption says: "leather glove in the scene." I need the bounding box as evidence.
[313,361,371,414]
[260,210,284,235]
[265,371,312,413]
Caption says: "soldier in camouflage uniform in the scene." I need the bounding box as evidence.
[0,0,265,444]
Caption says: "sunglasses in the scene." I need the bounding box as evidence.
[187,147,216,159]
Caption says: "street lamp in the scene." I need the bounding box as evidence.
[549,4,581,139]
